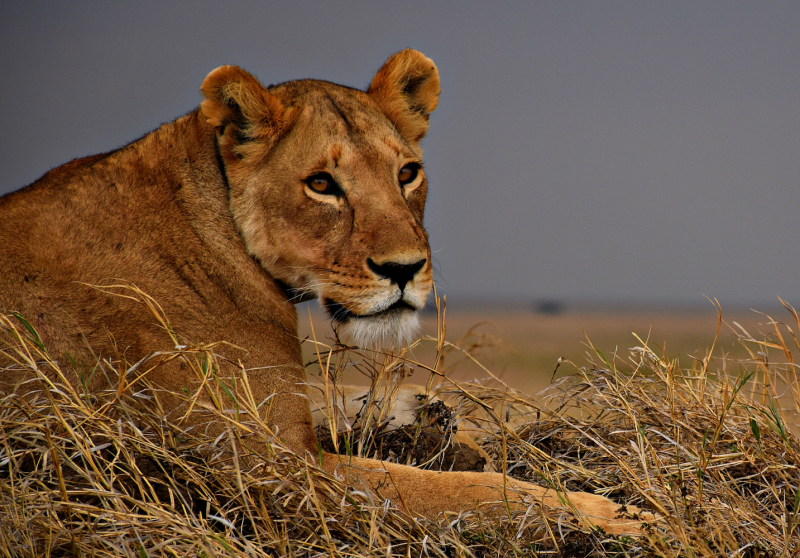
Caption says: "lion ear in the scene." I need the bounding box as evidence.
[200,65,290,152]
[368,49,440,146]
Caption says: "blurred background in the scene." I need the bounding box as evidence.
[3,2,799,390]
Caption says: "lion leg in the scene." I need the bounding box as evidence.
[154,376,648,536]
[319,452,648,535]
[309,382,650,534]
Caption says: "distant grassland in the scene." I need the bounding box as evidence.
[299,303,779,393]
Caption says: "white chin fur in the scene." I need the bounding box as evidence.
[335,310,420,350]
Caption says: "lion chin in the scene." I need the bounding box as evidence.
[333,308,421,351]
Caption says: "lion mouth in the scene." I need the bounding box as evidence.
[324,298,416,324]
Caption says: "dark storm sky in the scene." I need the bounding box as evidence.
[2,2,799,307]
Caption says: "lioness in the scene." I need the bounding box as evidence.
[0,50,645,534]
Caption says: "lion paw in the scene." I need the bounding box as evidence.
[567,492,655,536]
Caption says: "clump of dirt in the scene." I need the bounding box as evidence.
[317,400,486,472]
[376,425,486,471]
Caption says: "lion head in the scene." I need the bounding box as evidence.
[198,50,440,349]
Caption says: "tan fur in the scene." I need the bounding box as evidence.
[0,50,648,534]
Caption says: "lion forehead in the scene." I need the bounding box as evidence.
[275,81,407,148]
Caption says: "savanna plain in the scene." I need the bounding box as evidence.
[300,301,794,400]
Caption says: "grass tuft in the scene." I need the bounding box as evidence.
[1,300,799,557]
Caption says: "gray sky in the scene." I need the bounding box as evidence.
[2,2,799,308]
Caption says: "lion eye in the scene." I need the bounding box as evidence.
[305,172,342,196]
[398,163,420,186]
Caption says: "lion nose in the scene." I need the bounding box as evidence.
[367,258,426,292]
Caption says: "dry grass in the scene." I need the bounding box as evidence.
[1,297,799,557]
